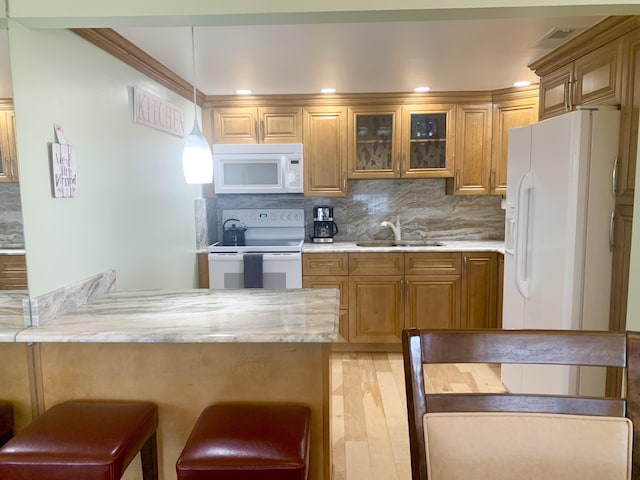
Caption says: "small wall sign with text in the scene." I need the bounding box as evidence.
[50,143,77,198]
[132,86,185,137]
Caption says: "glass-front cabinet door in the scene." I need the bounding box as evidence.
[347,106,401,178]
[401,104,455,178]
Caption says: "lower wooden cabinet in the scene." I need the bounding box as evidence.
[303,250,501,346]
[197,253,209,289]
[0,254,27,290]
[461,252,499,329]
[348,252,404,343]
[303,275,349,342]
[302,253,349,341]
[405,252,462,330]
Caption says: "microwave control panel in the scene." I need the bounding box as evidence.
[286,157,303,192]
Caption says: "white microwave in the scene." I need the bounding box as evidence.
[213,143,304,194]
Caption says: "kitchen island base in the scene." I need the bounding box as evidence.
[0,343,33,433]
[31,342,331,480]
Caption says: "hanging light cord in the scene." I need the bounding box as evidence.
[191,26,198,123]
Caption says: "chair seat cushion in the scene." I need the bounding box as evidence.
[423,412,633,480]
[176,403,311,480]
[0,401,157,480]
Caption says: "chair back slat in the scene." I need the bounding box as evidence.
[420,330,627,367]
[424,393,626,416]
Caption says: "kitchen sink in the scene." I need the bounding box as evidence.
[355,241,446,248]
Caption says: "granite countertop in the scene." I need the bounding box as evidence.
[0,248,26,255]
[15,288,340,344]
[0,291,29,341]
[302,240,505,253]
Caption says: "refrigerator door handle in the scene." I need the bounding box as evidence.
[612,156,618,196]
[610,212,615,251]
[515,171,533,299]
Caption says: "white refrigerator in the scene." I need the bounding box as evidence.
[501,107,620,396]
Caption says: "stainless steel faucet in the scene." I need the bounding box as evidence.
[380,216,401,241]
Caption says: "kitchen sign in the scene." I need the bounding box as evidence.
[132,86,185,137]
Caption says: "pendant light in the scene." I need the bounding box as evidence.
[182,26,213,184]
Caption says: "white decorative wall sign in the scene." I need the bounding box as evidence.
[133,86,185,137]
[50,143,77,198]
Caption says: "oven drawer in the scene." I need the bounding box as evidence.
[208,252,302,289]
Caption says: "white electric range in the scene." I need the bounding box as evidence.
[207,209,305,289]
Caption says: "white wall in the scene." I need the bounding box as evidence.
[9,21,202,296]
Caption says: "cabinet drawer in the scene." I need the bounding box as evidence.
[303,275,349,310]
[302,253,349,275]
[349,253,404,275]
[405,252,462,275]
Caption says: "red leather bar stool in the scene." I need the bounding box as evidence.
[0,401,158,480]
[176,403,311,480]
[0,402,13,446]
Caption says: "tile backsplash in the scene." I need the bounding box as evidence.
[206,178,504,245]
[0,182,24,248]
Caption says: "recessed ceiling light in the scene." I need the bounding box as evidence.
[413,86,431,93]
[320,88,336,94]
[236,89,252,95]
[513,81,532,88]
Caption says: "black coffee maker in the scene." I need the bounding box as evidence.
[311,206,338,243]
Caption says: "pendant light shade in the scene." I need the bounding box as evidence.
[182,26,213,184]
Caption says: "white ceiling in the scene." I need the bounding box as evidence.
[115,15,604,96]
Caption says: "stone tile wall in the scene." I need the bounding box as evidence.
[0,183,24,248]
[207,179,504,244]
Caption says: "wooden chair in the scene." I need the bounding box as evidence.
[402,328,640,480]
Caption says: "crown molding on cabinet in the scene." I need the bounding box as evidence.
[70,28,206,106]
[70,27,539,108]
[529,16,640,76]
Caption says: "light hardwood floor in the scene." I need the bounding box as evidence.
[330,352,506,480]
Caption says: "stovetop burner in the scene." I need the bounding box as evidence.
[209,208,305,254]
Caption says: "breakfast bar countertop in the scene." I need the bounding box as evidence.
[0,291,28,342]
[14,288,340,344]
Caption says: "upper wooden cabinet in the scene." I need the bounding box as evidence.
[212,106,302,144]
[532,34,624,120]
[401,104,456,178]
[0,106,18,183]
[302,106,347,197]
[616,26,640,203]
[489,89,539,195]
[206,90,535,196]
[445,103,492,195]
[347,104,455,179]
[530,17,633,119]
[347,105,401,178]
[445,89,538,196]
